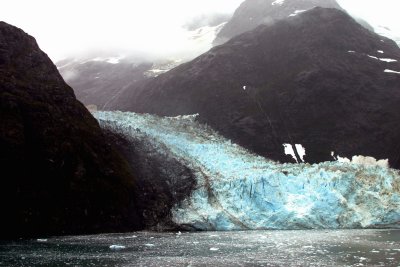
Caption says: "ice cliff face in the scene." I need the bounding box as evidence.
[95,111,400,230]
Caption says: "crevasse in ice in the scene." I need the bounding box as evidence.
[95,111,400,230]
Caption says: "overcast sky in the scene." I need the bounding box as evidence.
[0,0,399,62]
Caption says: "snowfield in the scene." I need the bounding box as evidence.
[95,111,400,230]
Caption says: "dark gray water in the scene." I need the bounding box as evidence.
[1,230,399,266]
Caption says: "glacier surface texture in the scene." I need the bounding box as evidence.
[95,111,400,230]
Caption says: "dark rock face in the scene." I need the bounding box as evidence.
[119,8,400,169]
[0,22,142,238]
[103,127,197,231]
[214,0,342,45]
[57,58,152,110]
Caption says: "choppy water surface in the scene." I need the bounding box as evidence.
[1,230,399,266]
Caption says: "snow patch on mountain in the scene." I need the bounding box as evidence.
[90,56,125,64]
[384,69,400,74]
[95,111,400,230]
[288,10,306,17]
[295,144,306,162]
[272,0,285,6]
[367,55,397,62]
[379,58,397,63]
[283,144,298,162]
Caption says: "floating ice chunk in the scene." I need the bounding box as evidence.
[210,247,219,251]
[243,85,246,90]
[384,69,400,74]
[145,244,155,247]
[283,144,298,163]
[295,144,306,162]
[348,50,356,53]
[109,245,126,250]
[176,231,182,236]
[272,0,285,5]
[124,235,137,239]
[37,239,47,242]
[377,50,384,54]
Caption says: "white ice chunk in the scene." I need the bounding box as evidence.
[145,244,155,247]
[377,50,384,54]
[109,245,126,250]
[348,50,356,53]
[210,247,219,251]
[37,239,47,242]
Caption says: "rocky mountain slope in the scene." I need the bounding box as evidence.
[57,23,226,110]
[214,0,342,45]
[57,56,153,109]
[0,22,143,238]
[117,8,400,169]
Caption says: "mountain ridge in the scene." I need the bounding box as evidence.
[0,21,142,238]
[114,7,400,168]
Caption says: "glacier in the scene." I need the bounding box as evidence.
[95,111,400,230]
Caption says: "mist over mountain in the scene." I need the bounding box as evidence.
[57,57,153,109]
[183,13,231,31]
[214,0,342,45]
[115,7,400,168]
[57,22,226,109]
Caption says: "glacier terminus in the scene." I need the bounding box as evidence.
[95,111,400,231]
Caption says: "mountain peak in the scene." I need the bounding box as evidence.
[119,7,400,168]
[214,0,343,45]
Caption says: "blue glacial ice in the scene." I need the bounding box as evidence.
[95,111,400,230]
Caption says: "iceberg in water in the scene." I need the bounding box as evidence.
[95,111,400,230]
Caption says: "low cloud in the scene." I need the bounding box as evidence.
[0,0,244,62]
